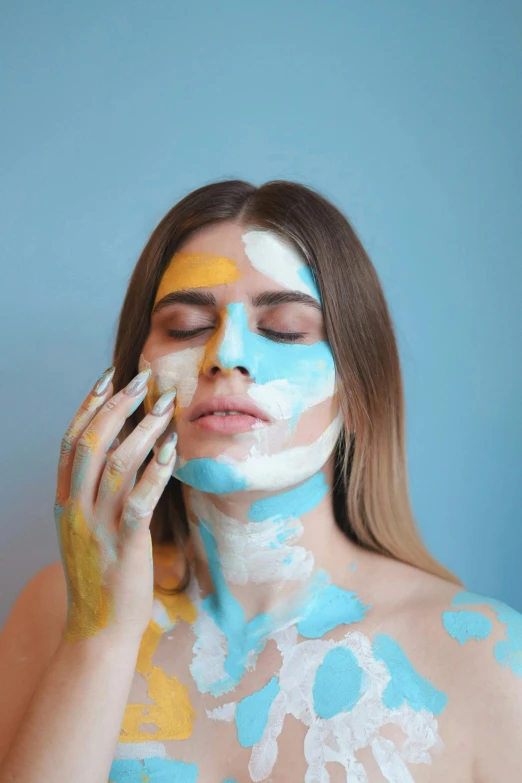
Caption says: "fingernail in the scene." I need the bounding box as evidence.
[157,432,178,465]
[93,366,115,396]
[124,369,151,396]
[151,389,176,416]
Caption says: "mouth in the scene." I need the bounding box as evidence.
[189,395,271,434]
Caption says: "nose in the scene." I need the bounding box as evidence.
[201,303,256,378]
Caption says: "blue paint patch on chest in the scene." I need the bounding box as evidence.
[108,757,198,782]
[235,676,280,747]
[196,521,272,695]
[442,609,492,645]
[450,591,522,676]
[248,472,328,522]
[297,581,369,638]
[372,634,448,715]
[175,458,246,494]
[313,646,363,719]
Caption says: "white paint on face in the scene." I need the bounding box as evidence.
[138,346,205,408]
[242,228,320,301]
[247,372,336,423]
[210,412,343,493]
[188,491,314,585]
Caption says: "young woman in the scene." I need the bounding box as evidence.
[0,180,520,783]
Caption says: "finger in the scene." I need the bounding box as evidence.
[119,431,178,549]
[95,389,177,526]
[69,369,152,505]
[55,366,115,509]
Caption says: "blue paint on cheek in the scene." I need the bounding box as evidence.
[217,303,335,422]
[235,676,280,747]
[313,646,363,719]
[248,472,329,522]
[372,634,448,715]
[175,459,247,494]
[197,521,272,694]
[297,582,370,638]
[108,757,198,782]
[450,591,522,676]
[442,609,492,645]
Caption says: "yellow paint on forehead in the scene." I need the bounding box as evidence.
[154,252,241,305]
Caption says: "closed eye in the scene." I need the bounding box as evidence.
[259,328,305,343]
[168,326,306,343]
[167,327,212,339]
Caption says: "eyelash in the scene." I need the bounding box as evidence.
[167,327,305,343]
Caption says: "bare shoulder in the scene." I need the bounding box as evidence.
[380,562,522,779]
[437,587,522,780]
[0,560,67,651]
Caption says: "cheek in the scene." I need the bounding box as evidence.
[138,347,205,413]
[247,343,337,424]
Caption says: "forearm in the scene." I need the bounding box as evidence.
[0,631,140,783]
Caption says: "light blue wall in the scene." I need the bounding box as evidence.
[1,1,520,623]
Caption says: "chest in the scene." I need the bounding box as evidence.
[108,594,472,783]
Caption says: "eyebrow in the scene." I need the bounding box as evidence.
[152,289,321,314]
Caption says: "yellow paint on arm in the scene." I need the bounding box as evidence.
[154,252,241,304]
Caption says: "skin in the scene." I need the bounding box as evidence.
[126,221,522,780]
[1,220,521,782]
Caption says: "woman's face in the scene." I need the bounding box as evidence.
[140,221,342,494]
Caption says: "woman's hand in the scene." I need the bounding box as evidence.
[54,366,177,645]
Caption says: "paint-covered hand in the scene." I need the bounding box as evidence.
[53,366,178,645]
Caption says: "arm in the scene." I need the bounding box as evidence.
[0,562,142,783]
[1,366,179,781]
[0,631,140,783]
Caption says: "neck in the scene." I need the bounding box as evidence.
[183,462,359,622]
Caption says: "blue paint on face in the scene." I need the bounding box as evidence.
[235,676,280,747]
[196,520,272,695]
[298,265,322,302]
[450,591,522,676]
[372,634,448,715]
[217,303,335,427]
[175,301,336,492]
[297,581,369,639]
[108,757,198,782]
[313,646,363,719]
[248,472,329,522]
[442,609,492,645]
[175,458,246,494]
[221,779,239,783]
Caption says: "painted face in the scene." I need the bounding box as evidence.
[139,222,342,494]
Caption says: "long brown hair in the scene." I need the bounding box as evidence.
[112,179,459,589]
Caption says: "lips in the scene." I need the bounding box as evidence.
[189,396,271,423]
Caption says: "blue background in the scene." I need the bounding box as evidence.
[1,0,520,624]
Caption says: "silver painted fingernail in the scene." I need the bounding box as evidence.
[151,389,176,416]
[93,366,115,396]
[124,369,151,396]
[157,432,178,465]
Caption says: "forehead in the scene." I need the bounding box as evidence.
[154,221,320,304]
